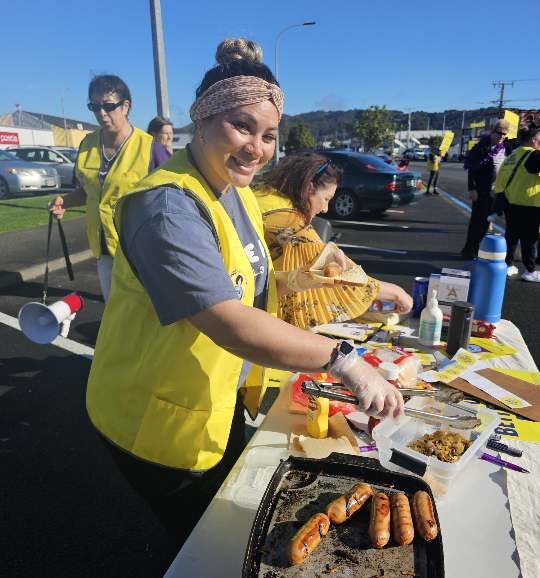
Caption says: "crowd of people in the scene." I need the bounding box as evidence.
[45,34,539,570]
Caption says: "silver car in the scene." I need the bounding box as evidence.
[9,146,76,188]
[0,149,60,199]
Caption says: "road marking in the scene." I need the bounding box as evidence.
[338,243,408,255]
[438,190,505,234]
[0,311,94,359]
[330,219,410,229]
[386,209,405,214]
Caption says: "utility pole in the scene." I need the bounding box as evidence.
[442,113,446,131]
[427,116,430,131]
[492,80,514,114]
[407,111,412,148]
[149,0,170,119]
[60,89,69,146]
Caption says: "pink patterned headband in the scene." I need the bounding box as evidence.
[190,75,284,122]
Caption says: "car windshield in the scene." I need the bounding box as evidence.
[354,155,395,172]
[0,150,17,161]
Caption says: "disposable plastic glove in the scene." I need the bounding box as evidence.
[329,354,404,419]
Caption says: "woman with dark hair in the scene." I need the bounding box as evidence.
[147,115,174,155]
[85,39,403,557]
[256,153,413,329]
[49,74,168,300]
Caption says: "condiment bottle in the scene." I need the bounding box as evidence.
[419,290,443,346]
[306,395,329,438]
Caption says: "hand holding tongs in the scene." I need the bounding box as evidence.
[301,380,481,430]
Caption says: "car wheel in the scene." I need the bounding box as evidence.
[330,190,358,219]
[0,177,10,199]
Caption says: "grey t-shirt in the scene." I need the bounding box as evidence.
[119,185,269,387]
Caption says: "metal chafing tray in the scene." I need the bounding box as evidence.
[243,453,444,578]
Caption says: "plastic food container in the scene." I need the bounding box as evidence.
[373,397,501,501]
[220,446,288,510]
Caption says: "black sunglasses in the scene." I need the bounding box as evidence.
[312,160,332,183]
[87,101,124,113]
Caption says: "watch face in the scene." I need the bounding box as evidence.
[339,341,355,355]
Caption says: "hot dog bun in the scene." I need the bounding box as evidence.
[308,242,368,286]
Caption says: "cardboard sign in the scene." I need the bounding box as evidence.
[439,130,454,156]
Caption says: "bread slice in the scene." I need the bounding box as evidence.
[308,242,368,286]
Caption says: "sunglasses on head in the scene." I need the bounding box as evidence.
[87,101,124,113]
[312,160,332,183]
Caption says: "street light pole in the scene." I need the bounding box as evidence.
[60,89,69,146]
[149,0,170,119]
[274,21,316,163]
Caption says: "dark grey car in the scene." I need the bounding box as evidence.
[320,150,423,218]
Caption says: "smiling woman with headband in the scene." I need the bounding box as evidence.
[85,38,403,560]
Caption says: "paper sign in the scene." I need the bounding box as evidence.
[439,130,455,156]
[495,369,540,387]
[419,348,480,383]
[469,338,518,360]
[436,268,470,316]
[461,370,532,409]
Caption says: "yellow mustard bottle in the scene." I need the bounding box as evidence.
[306,395,329,438]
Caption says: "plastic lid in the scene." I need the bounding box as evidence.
[379,361,400,381]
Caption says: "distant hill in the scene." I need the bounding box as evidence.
[178,107,500,141]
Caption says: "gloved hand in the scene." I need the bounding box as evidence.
[329,354,404,419]
[492,192,508,216]
[284,246,349,293]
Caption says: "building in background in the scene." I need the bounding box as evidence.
[0,110,97,149]
[172,129,192,151]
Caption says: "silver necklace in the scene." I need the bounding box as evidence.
[101,127,132,163]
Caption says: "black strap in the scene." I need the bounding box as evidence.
[42,213,74,304]
[504,150,533,192]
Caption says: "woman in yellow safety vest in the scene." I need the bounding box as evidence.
[85,38,404,559]
[494,125,540,282]
[255,152,413,329]
[49,75,169,300]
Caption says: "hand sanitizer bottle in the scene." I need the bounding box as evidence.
[419,290,443,346]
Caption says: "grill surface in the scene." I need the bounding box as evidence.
[243,454,444,578]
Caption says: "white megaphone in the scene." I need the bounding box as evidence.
[18,293,84,344]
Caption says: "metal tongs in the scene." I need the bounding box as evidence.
[301,380,481,430]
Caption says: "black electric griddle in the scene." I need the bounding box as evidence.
[243,453,444,578]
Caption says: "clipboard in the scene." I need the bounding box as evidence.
[450,368,540,422]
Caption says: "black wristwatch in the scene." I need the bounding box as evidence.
[323,340,356,371]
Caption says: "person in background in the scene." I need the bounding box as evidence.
[85,39,403,561]
[460,119,511,259]
[425,148,442,195]
[147,116,174,155]
[494,125,540,282]
[49,75,168,301]
[255,152,413,329]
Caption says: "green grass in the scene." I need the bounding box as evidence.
[0,193,85,234]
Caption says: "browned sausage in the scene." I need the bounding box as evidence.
[368,492,391,548]
[391,492,414,545]
[325,483,373,524]
[288,512,331,565]
[323,262,343,277]
[411,490,438,541]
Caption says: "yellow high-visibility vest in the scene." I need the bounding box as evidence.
[86,149,278,471]
[76,127,153,257]
[426,154,441,172]
[495,146,540,207]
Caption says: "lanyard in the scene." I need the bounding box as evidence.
[42,213,74,304]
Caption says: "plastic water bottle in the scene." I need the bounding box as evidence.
[419,290,443,346]
[468,233,507,323]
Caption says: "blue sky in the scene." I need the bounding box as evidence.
[3,0,538,130]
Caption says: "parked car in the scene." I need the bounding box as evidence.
[403,147,430,161]
[9,146,76,187]
[0,150,60,199]
[318,150,423,218]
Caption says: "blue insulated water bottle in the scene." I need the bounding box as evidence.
[468,234,507,323]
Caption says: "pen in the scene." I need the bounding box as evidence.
[480,452,529,473]
[358,444,377,453]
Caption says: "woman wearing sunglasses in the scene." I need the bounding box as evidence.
[255,152,413,330]
[85,39,403,558]
[49,75,169,300]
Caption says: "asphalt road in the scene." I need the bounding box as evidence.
[0,166,538,578]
